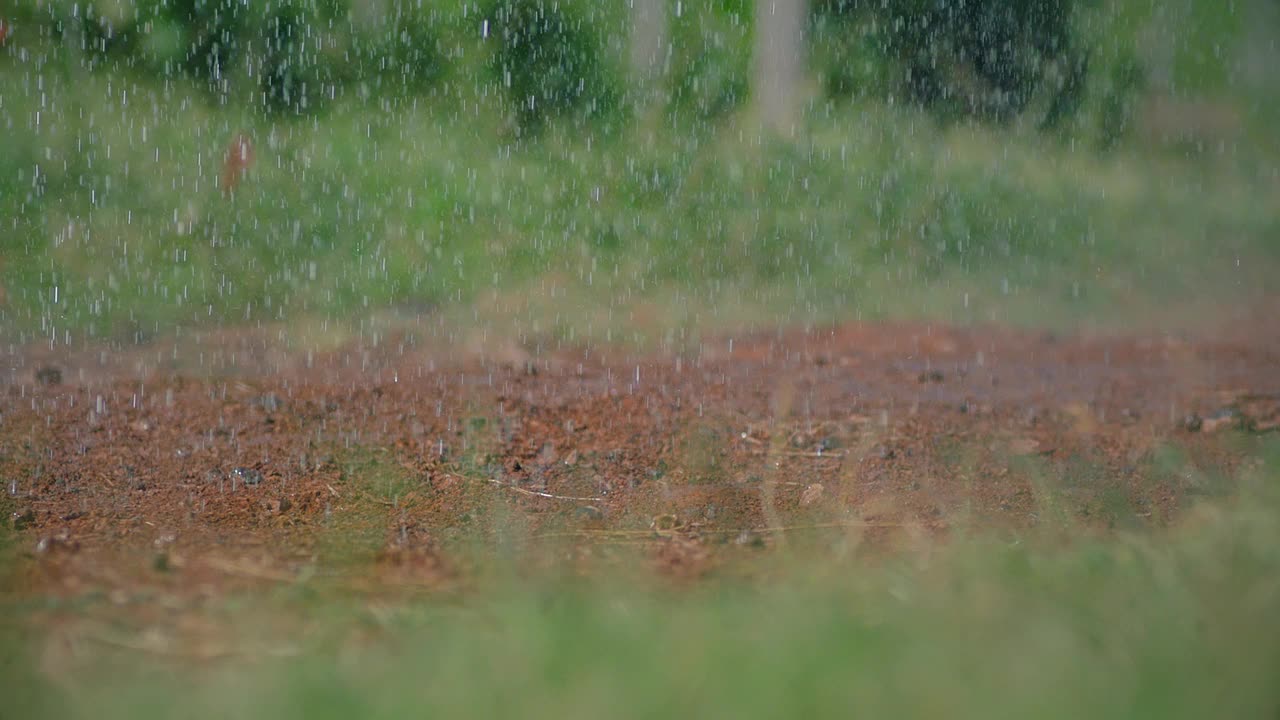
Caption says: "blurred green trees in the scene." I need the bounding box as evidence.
[812,0,1087,123]
[1,0,1164,140]
[483,0,619,131]
[4,0,443,115]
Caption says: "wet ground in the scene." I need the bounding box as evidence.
[3,310,1280,613]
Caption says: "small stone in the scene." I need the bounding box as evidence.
[1201,409,1240,434]
[34,531,78,555]
[651,514,680,533]
[800,483,825,507]
[12,508,35,530]
[35,366,62,386]
[233,467,264,487]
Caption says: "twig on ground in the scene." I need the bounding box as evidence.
[451,473,602,502]
[81,626,299,660]
[530,520,921,541]
[203,556,300,583]
[738,434,847,458]
[745,448,847,458]
[83,628,231,659]
[361,492,396,507]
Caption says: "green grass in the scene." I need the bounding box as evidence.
[1,40,1277,345]
[4,441,1280,719]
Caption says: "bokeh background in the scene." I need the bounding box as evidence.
[1,0,1277,344]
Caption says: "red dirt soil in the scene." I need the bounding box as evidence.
[3,314,1279,602]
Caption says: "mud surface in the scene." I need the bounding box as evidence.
[4,314,1280,606]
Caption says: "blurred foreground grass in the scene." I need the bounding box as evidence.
[2,440,1279,719]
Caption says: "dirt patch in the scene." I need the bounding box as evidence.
[3,316,1279,607]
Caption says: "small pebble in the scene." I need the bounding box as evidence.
[1201,408,1240,434]
[233,467,264,487]
[34,531,77,555]
[12,508,35,530]
[800,483,825,507]
[35,366,62,386]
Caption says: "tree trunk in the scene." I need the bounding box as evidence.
[753,0,806,136]
[629,0,669,107]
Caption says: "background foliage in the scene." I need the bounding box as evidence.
[0,0,1276,341]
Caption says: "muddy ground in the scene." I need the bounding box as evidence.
[3,311,1280,625]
